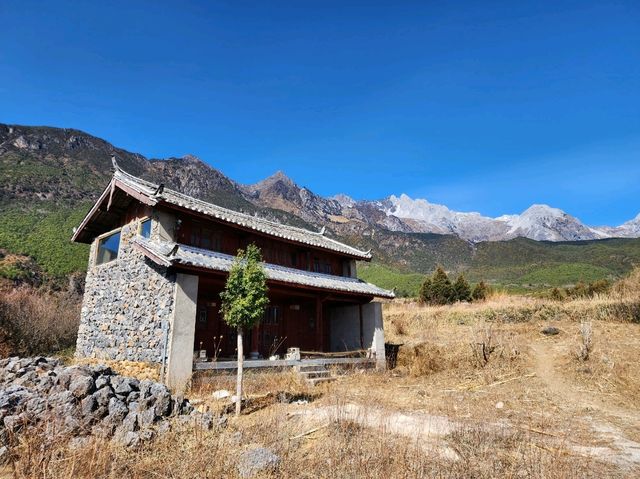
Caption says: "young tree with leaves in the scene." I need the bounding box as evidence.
[219,244,269,416]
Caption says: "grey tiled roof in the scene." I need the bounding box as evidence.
[133,237,394,299]
[113,168,372,260]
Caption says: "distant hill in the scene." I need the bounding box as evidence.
[1,123,639,292]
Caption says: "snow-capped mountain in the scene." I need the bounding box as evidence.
[595,213,640,239]
[366,193,639,243]
[238,168,639,243]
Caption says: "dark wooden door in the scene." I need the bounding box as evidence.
[285,301,318,352]
[194,301,221,359]
[258,306,285,357]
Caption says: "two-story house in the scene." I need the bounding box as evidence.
[72,160,394,390]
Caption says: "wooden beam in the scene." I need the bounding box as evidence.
[114,180,158,206]
[167,262,380,300]
[359,304,364,350]
[159,202,371,262]
[316,296,323,352]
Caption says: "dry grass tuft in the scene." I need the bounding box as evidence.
[0,286,80,357]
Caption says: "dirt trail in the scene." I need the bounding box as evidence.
[293,342,640,470]
[530,340,640,468]
[294,403,461,460]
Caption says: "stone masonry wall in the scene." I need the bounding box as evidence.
[75,219,177,363]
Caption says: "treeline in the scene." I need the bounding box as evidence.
[419,267,489,305]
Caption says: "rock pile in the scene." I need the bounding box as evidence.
[0,357,215,449]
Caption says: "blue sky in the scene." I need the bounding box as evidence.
[1,1,639,225]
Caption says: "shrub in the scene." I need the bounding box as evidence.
[0,286,80,356]
[550,287,565,301]
[564,280,610,299]
[472,281,490,301]
[577,321,593,361]
[453,274,472,302]
[420,267,481,305]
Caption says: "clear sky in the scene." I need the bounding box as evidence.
[1,1,639,225]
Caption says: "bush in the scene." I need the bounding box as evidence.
[420,268,487,305]
[453,274,472,302]
[472,281,490,301]
[0,286,80,356]
[419,267,455,305]
[551,280,611,301]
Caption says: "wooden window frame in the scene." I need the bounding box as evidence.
[93,226,123,268]
[138,216,153,239]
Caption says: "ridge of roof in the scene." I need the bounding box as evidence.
[113,168,372,260]
[133,237,394,299]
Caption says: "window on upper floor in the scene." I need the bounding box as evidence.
[313,258,333,275]
[96,230,121,265]
[140,218,152,239]
[189,224,222,251]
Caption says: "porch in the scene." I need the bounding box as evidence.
[193,356,375,371]
[190,275,385,368]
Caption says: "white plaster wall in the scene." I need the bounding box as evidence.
[363,302,386,369]
[328,302,386,369]
[153,209,177,242]
[329,305,361,351]
[165,273,199,392]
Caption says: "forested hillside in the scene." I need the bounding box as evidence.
[2,123,639,294]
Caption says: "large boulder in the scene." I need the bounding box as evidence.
[236,446,281,478]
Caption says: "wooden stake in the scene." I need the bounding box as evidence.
[289,423,330,440]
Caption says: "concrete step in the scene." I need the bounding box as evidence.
[306,376,337,387]
[295,365,328,373]
[299,370,330,379]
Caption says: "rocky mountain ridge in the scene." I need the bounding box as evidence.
[247,175,640,243]
[3,123,640,287]
[373,195,640,242]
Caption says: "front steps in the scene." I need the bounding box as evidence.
[295,364,336,387]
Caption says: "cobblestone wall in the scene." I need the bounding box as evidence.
[75,220,176,363]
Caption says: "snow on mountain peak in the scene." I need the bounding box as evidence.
[370,195,623,242]
[332,193,356,208]
[520,204,565,218]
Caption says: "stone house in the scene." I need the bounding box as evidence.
[72,161,394,390]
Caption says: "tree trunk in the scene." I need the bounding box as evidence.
[236,326,243,416]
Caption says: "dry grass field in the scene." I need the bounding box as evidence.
[5,271,640,478]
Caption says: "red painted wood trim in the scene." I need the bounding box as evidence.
[156,202,371,262]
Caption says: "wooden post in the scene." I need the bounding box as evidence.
[359,304,364,350]
[236,326,243,416]
[316,296,323,352]
[251,323,260,359]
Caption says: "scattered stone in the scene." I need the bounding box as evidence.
[81,395,97,417]
[495,401,504,409]
[95,375,110,390]
[212,389,231,400]
[236,446,281,478]
[541,326,560,336]
[116,430,141,448]
[0,445,9,465]
[92,386,114,407]
[69,375,95,398]
[107,397,129,422]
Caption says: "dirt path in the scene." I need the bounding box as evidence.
[530,340,640,468]
[293,403,462,460]
[290,342,640,471]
